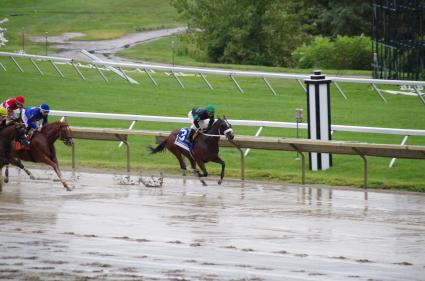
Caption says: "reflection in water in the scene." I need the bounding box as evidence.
[239,181,245,200]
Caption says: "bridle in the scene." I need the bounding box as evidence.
[201,119,233,138]
[58,123,73,145]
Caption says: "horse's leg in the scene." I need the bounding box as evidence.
[39,155,71,191]
[4,165,9,183]
[8,158,36,180]
[193,157,207,186]
[170,149,187,176]
[188,156,197,175]
[196,160,208,178]
[211,157,225,185]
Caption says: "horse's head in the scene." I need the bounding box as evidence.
[59,122,73,146]
[218,117,234,140]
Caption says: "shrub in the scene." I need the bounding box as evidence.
[292,35,372,70]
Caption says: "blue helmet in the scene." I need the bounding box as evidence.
[40,104,50,113]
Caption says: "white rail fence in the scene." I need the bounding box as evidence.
[1,51,425,105]
[51,110,425,168]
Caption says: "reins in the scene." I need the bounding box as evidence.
[200,132,221,137]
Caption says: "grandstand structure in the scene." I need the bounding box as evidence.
[372,0,425,80]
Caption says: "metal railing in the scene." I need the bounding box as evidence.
[51,110,425,168]
[1,51,425,104]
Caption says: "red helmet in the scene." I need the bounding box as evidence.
[15,96,25,105]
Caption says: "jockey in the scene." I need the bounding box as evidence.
[0,107,7,128]
[22,104,50,139]
[0,96,25,123]
[188,105,215,141]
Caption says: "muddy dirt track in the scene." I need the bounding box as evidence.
[0,168,424,281]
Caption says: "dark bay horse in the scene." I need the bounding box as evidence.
[7,121,74,191]
[0,123,33,189]
[148,118,234,185]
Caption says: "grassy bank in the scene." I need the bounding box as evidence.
[0,58,424,191]
[119,35,372,77]
[0,0,182,53]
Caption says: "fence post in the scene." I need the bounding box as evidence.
[305,70,332,171]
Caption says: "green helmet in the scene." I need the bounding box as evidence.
[205,105,215,114]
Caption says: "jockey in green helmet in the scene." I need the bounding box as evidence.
[188,105,215,141]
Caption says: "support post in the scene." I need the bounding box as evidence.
[0,61,6,71]
[200,73,214,90]
[171,71,185,88]
[353,148,368,188]
[145,69,158,86]
[263,77,277,96]
[72,63,86,80]
[122,140,131,173]
[30,58,43,75]
[371,83,387,102]
[389,135,409,168]
[305,70,332,171]
[333,81,348,100]
[230,74,244,94]
[10,56,24,72]
[413,87,425,105]
[244,127,263,157]
[71,142,76,170]
[50,60,64,78]
[119,121,136,147]
[239,146,245,180]
[94,64,108,82]
[290,144,306,185]
[297,79,307,92]
[229,140,245,180]
[119,67,132,84]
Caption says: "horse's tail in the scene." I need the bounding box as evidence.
[147,139,167,154]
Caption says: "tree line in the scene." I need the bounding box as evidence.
[171,0,371,69]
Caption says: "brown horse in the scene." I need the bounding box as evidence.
[148,117,234,185]
[0,123,33,189]
[7,121,74,191]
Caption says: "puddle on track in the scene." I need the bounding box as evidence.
[1,169,424,281]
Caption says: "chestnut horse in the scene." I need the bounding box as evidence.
[7,121,74,191]
[148,117,234,185]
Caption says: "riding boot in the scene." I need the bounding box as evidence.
[189,129,195,142]
[22,137,31,147]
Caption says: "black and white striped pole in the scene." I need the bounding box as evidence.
[305,70,332,171]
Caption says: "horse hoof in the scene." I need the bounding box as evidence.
[30,176,36,180]
[4,178,9,184]
[218,180,222,185]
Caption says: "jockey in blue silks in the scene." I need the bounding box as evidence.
[22,104,50,140]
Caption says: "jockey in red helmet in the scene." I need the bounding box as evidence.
[0,95,25,123]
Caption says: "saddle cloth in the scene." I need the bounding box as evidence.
[15,141,30,151]
[174,128,192,151]
[15,134,33,151]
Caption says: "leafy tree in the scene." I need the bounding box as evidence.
[171,0,307,66]
[286,0,372,37]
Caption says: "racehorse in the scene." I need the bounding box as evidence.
[7,121,74,191]
[148,117,234,185]
[0,123,33,189]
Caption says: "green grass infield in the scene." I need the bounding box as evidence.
[0,58,424,191]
